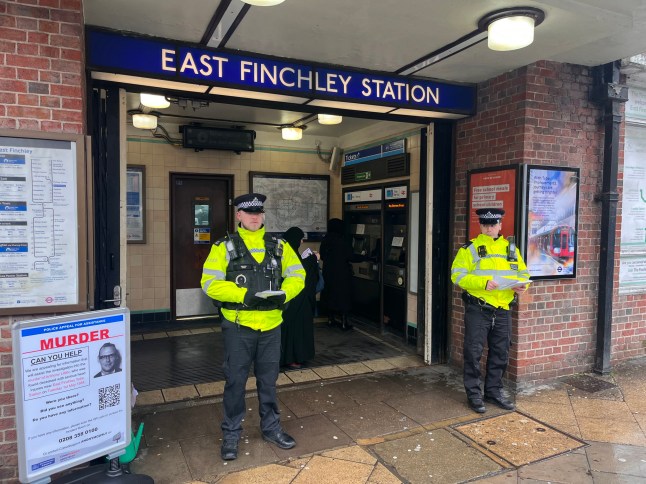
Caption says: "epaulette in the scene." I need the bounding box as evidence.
[214,235,231,246]
[461,241,473,249]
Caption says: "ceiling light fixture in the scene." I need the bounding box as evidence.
[478,7,545,51]
[132,113,158,130]
[241,0,285,6]
[140,93,170,109]
[317,113,343,125]
[281,126,303,141]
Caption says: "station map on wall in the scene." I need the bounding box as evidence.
[251,174,328,238]
[0,138,79,309]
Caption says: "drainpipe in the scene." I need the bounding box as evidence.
[592,61,628,374]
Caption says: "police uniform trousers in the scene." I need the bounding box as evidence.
[221,318,281,439]
[463,301,511,400]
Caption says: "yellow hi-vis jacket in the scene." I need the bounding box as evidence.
[451,233,530,310]
[201,225,305,331]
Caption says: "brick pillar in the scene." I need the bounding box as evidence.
[452,61,605,386]
[0,1,85,481]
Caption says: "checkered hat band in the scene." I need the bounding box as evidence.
[237,198,263,209]
[480,212,500,219]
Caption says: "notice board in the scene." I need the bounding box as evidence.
[0,130,88,315]
[12,308,131,483]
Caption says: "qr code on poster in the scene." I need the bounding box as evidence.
[99,383,121,410]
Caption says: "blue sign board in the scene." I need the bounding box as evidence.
[86,28,476,115]
[344,139,405,166]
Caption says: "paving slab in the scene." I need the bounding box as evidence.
[312,365,349,379]
[517,451,593,484]
[162,384,199,402]
[326,401,419,440]
[218,463,299,484]
[577,417,646,446]
[372,428,501,483]
[454,412,585,466]
[330,374,408,405]
[515,400,579,429]
[291,455,375,483]
[271,413,353,459]
[142,403,221,444]
[385,387,472,425]
[368,462,403,484]
[181,429,279,481]
[585,441,646,477]
[278,382,358,418]
[321,445,377,465]
[129,440,193,484]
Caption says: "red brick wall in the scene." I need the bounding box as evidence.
[0,0,84,133]
[0,1,84,482]
[452,61,646,385]
[453,61,603,384]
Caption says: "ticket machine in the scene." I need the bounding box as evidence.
[382,185,409,334]
[344,189,382,324]
[343,184,409,335]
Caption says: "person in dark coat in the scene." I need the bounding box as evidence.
[319,218,354,330]
[280,227,317,368]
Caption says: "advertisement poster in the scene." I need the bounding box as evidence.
[126,166,145,243]
[0,138,79,309]
[467,167,518,240]
[524,166,579,279]
[13,309,130,483]
[619,124,646,294]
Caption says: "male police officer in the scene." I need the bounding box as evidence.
[201,193,305,460]
[451,208,530,413]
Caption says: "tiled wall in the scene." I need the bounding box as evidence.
[126,130,422,323]
[126,137,338,313]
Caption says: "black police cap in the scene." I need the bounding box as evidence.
[233,193,266,213]
[475,208,505,225]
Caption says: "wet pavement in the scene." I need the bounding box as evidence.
[125,355,646,483]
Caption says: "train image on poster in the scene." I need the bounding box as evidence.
[525,166,579,279]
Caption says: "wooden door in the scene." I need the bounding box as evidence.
[170,173,232,319]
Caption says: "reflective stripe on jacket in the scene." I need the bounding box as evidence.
[450,233,530,309]
[201,225,305,331]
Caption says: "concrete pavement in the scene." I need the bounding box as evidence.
[127,356,646,483]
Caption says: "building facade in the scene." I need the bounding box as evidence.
[1,1,645,482]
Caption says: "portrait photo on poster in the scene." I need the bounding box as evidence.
[94,342,122,378]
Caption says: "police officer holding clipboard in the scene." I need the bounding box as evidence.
[451,208,530,414]
[201,193,305,460]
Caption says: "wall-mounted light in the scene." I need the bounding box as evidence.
[132,113,158,130]
[478,7,545,51]
[241,0,285,6]
[317,113,343,125]
[140,93,170,109]
[281,126,303,141]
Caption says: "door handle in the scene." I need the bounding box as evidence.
[104,285,121,306]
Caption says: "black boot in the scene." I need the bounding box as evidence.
[341,314,353,331]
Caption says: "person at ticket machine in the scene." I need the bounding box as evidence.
[450,207,530,414]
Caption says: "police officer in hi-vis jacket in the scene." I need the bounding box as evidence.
[201,193,305,460]
[451,208,530,414]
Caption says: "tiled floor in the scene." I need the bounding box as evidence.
[126,357,646,483]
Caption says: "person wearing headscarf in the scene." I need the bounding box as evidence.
[280,226,318,368]
[319,218,355,330]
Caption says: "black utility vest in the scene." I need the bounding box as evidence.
[219,233,283,311]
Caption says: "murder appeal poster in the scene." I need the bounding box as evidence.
[12,308,130,483]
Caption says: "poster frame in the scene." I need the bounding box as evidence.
[250,171,330,240]
[0,129,88,316]
[12,308,131,484]
[523,165,580,280]
[466,165,522,243]
[126,164,146,244]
